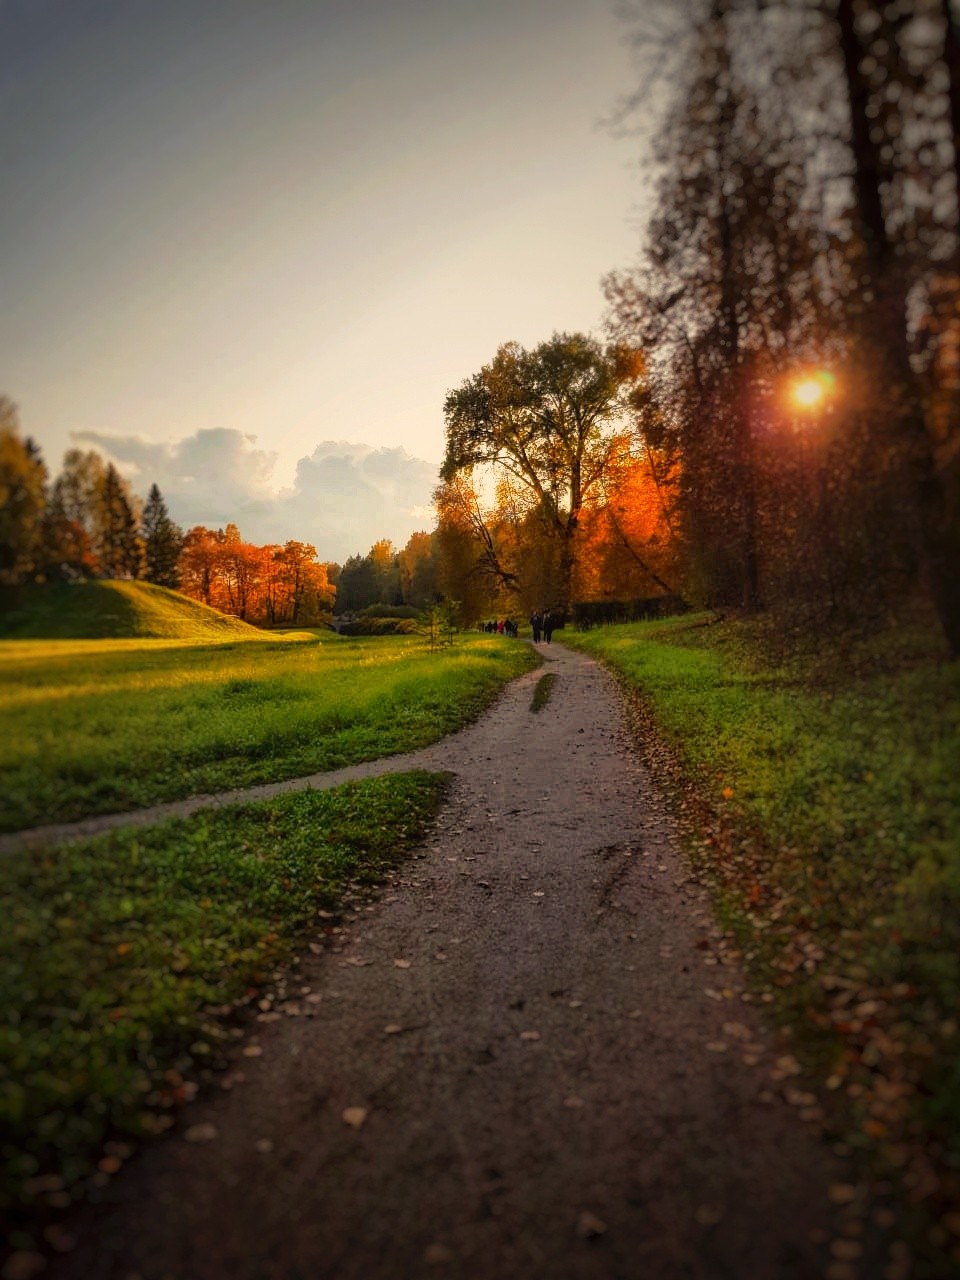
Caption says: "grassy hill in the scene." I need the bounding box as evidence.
[0,580,266,641]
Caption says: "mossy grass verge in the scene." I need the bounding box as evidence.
[0,772,447,1249]
[530,672,558,713]
[0,633,537,832]
[562,610,960,1275]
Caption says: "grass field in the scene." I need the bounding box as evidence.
[0,580,271,641]
[0,632,537,832]
[562,611,960,1267]
[0,772,447,1239]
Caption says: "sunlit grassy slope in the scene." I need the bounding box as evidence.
[0,580,268,641]
[0,632,536,831]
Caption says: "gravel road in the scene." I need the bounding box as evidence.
[51,643,848,1280]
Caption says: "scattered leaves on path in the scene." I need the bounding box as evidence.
[184,1123,218,1144]
[342,1107,368,1129]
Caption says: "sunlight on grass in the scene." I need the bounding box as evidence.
[0,772,447,1229]
[0,634,537,831]
[563,615,960,1192]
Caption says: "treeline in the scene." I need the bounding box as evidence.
[0,405,336,627]
[0,401,181,589]
[436,1,960,654]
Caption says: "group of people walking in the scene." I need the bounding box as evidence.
[529,610,555,644]
[479,611,556,642]
[481,617,519,637]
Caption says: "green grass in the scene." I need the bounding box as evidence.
[0,581,269,641]
[530,671,558,713]
[0,772,447,1236]
[0,633,537,832]
[562,613,960,1264]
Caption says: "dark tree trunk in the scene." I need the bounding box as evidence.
[836,0,960,656]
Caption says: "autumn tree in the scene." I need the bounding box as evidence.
[398,530,440,607]
[270,540,334,624]
[141,484,183,589]
[0,400,47,585]
[442,333,644,611]
[179,526,223,605]
[829,0,960,652]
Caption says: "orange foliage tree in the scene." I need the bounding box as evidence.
[178,525,334,625]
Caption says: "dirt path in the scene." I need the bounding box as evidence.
[52,645,851,1279]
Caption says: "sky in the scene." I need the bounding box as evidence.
[1,0,651,561]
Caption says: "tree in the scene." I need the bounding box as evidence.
[51,449,108,574]
[442,333,644,610]
[141,484,184,588]
[398,531,440,607]
[831,0,960,653]
[179,526,223,604]
[270,541,335,624]
[0,399,47,585]
[95,464,144,579]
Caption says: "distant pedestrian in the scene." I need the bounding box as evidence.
[530,611,541,643]
[497,618,505,635]
[542,610,554,643]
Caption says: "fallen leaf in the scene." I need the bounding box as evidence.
[828,1184,858,1206]
[255,1138,273,1154]
[423,1243,455,1265]
[97,1155,122,1175]
[563,1095,585,1109]
[243,1045,263,1058]
[695,1204,724,1226]
[384,1024,403,1035]
[394,959,412,970]
[830,1239,862,1261]
[706,1041,728,1053]
[184,1123,218,1143]
[576,1211,607,1239]
[342,1107,368,1129]
[520,1030,541,1041]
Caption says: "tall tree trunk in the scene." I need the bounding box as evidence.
[836,0,960,655]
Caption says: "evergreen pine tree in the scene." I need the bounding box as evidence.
[141,483,184,588]
[97,464,144,579]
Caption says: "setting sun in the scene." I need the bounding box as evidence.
[789,370,836,410]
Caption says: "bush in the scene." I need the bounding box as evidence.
[337,617,419,636]
[572,596,687,630]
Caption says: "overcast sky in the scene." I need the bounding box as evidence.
[1,0,651,561]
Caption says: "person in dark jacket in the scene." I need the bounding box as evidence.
[542,610,554,643]
[530,610,541,643]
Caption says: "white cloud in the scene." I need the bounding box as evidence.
[71,430,439,563]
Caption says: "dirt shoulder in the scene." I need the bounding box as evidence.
[50,644,859,1279]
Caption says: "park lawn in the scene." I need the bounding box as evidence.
[0,772,447,1241]
[563,613,960,1256]
[0,633,537,832]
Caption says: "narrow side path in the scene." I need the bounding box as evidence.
[53,645,851,1279]
[0,671,539,856]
